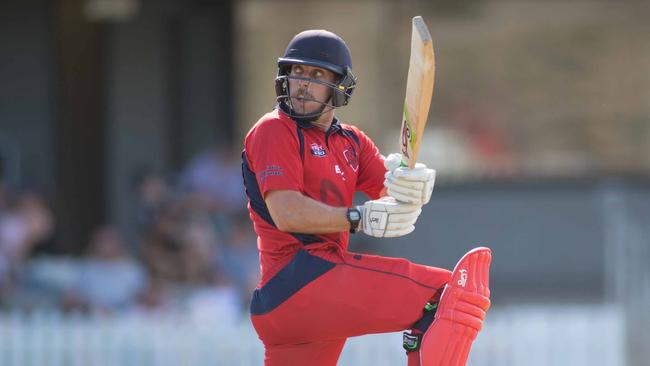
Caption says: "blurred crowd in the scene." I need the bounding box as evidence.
[0,147,258,320]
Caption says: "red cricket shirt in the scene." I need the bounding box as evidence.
[242,106,386,283]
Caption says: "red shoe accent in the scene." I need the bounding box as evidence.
[419,247,492,366]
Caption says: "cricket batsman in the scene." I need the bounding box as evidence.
[242,29,492,365]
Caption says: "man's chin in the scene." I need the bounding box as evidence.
[291,105,321,116]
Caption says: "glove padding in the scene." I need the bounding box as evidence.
[358,197,422,238]
[383,153,436,205]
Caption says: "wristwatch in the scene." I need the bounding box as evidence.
[346,207,362,233]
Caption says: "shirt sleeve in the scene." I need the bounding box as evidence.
[354,128,387,200]
[245,119,303,198]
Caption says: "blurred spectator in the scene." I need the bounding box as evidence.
[63,226,147,313]
[0,152,256,316]
[0,192,54,266]
[0,191,54,303]
[20,255,80,309]
[177,145,246,219]
[175,211,219,284]
[215,216,259,306]
[132,168,173,238]
[141,203,217,285]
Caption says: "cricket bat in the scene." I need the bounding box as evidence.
[399,16,436,168]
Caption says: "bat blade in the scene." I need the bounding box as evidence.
[399,16,436,168]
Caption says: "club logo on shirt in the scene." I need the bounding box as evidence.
[343,144,359,172]
[310,143,327,157]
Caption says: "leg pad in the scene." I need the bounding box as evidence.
[419,247,492,366]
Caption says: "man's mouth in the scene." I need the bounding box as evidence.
[293,91,312,100]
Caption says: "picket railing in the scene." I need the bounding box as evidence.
[0,303,623,366]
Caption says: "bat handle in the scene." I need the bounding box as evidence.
[399,160,414,169]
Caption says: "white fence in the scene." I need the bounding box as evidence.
[0,304,624,366]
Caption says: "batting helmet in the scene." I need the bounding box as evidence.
[275,30,357,112]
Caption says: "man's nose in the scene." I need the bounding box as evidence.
[296,76,310,87]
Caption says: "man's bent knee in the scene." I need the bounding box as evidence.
[404,247,492,366]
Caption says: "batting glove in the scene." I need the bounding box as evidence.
[358,196,422,238]
[383,153,436,205]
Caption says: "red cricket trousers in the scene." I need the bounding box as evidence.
[250,244,452,366]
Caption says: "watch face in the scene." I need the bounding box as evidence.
[349,210,360,221]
